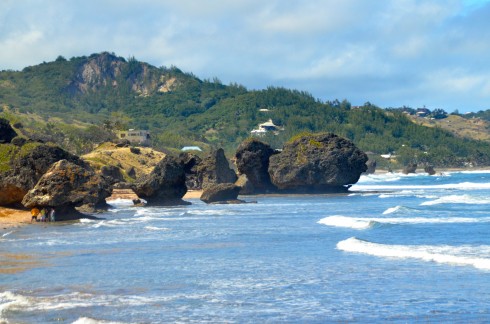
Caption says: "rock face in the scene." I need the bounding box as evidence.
[132,155,188,205]
[0,143,84,206]
[100,165,125,185]
[22,159,112,219]
[200,183,242,204]
[424,165,436,175]
[197,148,237,189]
[235,174,255,195]
[0,118,18,143]
[179,152,202,190]
[403,163,417,174]
[268,133,368,192]
[235,139,277,193]
[364,160,377,174]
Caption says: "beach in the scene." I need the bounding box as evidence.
[0,189,203,230]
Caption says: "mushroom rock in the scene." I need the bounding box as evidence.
[21,159,112,220]
[197,148,237,190]
[235,138,277,193]
[132,155,189,206]
[268,133,368,193]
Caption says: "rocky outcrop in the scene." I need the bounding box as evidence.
[100,165,125,185]
[235,174,255,195]
[403,163,417,174]
[179,152,202,190]
[424,165,436,175]
[364,160,377,174]
[0,142,85,206]
[200,183,242,204]
[268,133,368,192]
[132,155,188,205]
[235,139,277,193]
[22,160,112,219]
[197,148,237,189]
[0,118,17,143]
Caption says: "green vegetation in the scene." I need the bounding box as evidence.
[1,52,490,168]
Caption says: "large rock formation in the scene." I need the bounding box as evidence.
[22,159,112,219]
[268,133,368,192]
[235,139,277,193]
[178,152,202,190]
[0,118,17,143]
[200,183,242,204]
[197,148,237,189]
[402,163,417,174]
[424,164,436,175]
[132,155,188,205]
[0,142,84,206]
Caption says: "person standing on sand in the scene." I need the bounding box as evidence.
[49,208,56,222]
[31,207,40,222]
[40,208,47,222]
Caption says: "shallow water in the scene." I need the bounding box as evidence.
[1,171,490,323]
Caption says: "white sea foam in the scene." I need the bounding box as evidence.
[318,216,373,229]
[72,317,127,324]
[351,181,490,192]
[382,205,404,214]
[337,237,490,270]
[318,215,490,230]
[1,231,14,238]
[421,194,490,206]
[145,226,170,231]
[106,198,135,207]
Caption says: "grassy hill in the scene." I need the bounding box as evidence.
[2,52,490,168]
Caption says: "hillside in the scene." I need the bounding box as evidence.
[2,52,490,168]
[409,115,490,142]
[82,142,166,182]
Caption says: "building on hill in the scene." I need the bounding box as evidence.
[250,119,282,136]
[182,146,202,152]
[117,129,151,146]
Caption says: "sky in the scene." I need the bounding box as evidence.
[1,0,490,113]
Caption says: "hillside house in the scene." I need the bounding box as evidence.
[250,119,282,136]
[117,129,151,146]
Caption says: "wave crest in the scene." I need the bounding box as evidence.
[337,237,490,270]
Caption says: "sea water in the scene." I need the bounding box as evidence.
[1,171,490,323]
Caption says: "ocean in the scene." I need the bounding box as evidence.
[1,170,490,323]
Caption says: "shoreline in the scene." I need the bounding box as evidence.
[1,168,488,230]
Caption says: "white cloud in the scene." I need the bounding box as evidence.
[1,0,490,111]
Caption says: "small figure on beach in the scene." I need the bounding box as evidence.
[40,208,47,222]
[49,208,56,222]
[31,207,40,223]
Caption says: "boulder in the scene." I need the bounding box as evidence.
[0,143,85,206]
[22,159,112,219]
[115,139,130,147]
[197,148,237,189]
[178,152,203,190]
[268,133,368,192]
[235,174,255,195]
[132,155,188,206]
[235,139,277,193]
[0,118,17,144]
[403,163,417,174]
[424,165,436,175]
[100,165,125,185]
[364,160,377,174]
[200,183,242,204]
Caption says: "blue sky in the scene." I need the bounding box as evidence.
[1,0,490,112]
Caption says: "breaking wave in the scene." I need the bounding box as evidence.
[337,237,490,270]
[318,215,490,230]
[421,194,490,206]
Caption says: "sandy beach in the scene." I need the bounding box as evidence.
[0,189,203,230]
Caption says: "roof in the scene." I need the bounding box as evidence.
[182,146,202,151]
